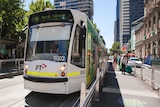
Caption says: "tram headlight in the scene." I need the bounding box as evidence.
[59,65,66,77]
[60,66,65,71]
[25,64,28,69]
[24,64,28,74]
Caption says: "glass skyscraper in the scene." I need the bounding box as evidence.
[54,0,94,19]
[116,0,144,47]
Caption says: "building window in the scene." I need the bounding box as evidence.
[149,21,151,33]
[153,16,156,30]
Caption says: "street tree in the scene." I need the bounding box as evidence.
[0,0,26,39]
[25,0,55,24]
[110,41,121,55]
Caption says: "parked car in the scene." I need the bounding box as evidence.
[128,57,142,67]
[108,56,113,62]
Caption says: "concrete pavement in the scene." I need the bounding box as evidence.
[94,62,160,107]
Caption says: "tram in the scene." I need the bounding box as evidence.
[23,9,106,94]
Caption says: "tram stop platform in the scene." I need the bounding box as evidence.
[94,62,160,107]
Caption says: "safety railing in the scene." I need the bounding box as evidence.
[0,58,24,78]
[133,63,160,91]
[79,61,107,107]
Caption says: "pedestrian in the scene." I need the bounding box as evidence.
[113,55,117,70]
[117,54,121,66]
[121,55,128,74]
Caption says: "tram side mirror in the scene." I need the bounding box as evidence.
[80,21,86,37]
[80,27,86,39]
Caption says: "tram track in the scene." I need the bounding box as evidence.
[25,91,80,107]
[0,75,81,107]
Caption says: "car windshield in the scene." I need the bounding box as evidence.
[130,58,140,61]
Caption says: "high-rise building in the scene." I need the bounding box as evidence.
[114,0,120,42]
[116,0,144,47]
[54,0,94,20]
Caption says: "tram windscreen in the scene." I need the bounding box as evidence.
[26,24,71,62]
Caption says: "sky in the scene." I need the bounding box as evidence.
[24,0,116,49]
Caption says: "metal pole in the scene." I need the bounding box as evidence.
[140,64,143,80]
[95,68,100,101]
[100,69,104,86]
[151,67,155,90]
[80,82,86,105]
[15,59,17,67]
[134,62,136,76]
[0,60,2,68]
[18,59,20,72]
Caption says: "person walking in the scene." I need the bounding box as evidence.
[113,55,117,70]
[121,55,128,74]
[117,54,121,67]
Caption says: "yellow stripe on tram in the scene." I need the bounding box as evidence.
[39,72,59,77]
[27,71,39,76]
[67,71,80,77]
[27,71,59,77]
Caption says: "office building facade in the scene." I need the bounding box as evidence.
[135,0,160,60]
[118,0,144,47]
[54,0,94,19]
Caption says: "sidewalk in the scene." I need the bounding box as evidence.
[94,62,160,107]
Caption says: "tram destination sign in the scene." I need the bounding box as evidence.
[29,10,74,27]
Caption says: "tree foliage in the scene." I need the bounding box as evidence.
[110,42,121,55]
[29,0,54,14]
[90,20,106,46]
[0,0,26,39]
[25,0,54,24]
[90,20,100,34]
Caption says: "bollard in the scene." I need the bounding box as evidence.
[151,67,155,90]
[80,82,86,105]
[133,62,136,76]
[100,70,104,86]
[140,63,143,80]
[95,68,100,101]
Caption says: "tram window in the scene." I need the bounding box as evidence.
[71,25,85,68]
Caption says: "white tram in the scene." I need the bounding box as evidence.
[23,9,106,94]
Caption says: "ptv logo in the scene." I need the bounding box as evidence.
[35,63,47,70]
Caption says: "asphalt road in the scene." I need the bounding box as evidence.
[0,76,30,107]
[0,76,80,107]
